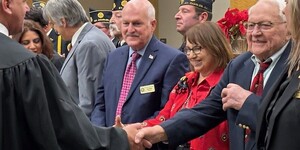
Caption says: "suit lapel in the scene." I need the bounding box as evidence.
[241,58,255,89]
[60,23,93,74]
[263,41,291,97]
[266,70,300,146]
[256,41,291,147]
[126,37,158,101]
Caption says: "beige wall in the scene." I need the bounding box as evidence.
[77,0,229,48]
[157,0,229,48]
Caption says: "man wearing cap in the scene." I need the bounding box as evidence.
[110,0,129,48]
[31,0,70,57]
[89,8,112,39]
[176,0,214,52]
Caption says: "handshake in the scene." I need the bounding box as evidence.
[114,116,168,150]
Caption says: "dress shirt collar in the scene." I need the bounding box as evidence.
[46,28,52,36]
[128,37,151,57]
[250,41,288,65]
[0,23,9,36]
[71,22,88,46]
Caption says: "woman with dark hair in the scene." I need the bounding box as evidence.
[13,19,64,71]
[141,21,234,150]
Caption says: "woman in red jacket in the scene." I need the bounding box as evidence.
[142,22,234,150]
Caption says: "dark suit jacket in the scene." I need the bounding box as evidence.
[160,42,291,150]
[0,32,129,150]
[91,36,189,127]
[48,29,70,56]
[256,64,300,149]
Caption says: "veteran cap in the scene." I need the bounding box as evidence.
[179,0,214,12]
[32,0,46,9]
[112,0,130,11]
[89,8,112,24]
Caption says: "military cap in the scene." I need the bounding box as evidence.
[89,8,112,24]
[179,0,214,12]
[32,0,46,9]
[112,0,130,11]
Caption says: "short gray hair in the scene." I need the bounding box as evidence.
[43,0,89,27]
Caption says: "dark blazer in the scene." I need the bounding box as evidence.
[91,36,189,127]
[160,42,291,150]
[256,65,300,149]
[48,29,70,57]
[0,32,129,150]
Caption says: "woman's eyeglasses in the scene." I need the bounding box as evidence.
[183,46,203,56]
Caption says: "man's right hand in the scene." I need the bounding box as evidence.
[135,125,168,148]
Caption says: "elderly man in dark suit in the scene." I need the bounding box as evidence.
[134,1,291,150]
[43,0,115,118]
[91,0,189,127]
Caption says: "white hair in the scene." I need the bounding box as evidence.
[248,0,286,21]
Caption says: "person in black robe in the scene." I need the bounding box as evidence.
[0,0,145,149]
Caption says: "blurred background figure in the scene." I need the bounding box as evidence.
[89,8,113,39]
[142,22,233,150]
[28,0,70,57]
[32,0,45,9]
[12,20,64,71]
[28,1,70,57]
[110,0,130,47]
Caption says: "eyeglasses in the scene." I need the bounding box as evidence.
[244,21,286,32]
[183,46,202,56]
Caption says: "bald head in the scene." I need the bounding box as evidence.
[121,0,157,51]
[124,0,155,20]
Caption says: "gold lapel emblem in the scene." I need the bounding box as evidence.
[140,84,155,94]
[294,90,300,99]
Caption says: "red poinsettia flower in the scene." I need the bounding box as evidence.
[217,8,249,43]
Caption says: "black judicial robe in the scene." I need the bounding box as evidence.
[0,33,129,150]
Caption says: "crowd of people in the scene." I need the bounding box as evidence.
[0,0,299,149]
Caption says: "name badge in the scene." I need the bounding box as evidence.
[294,90,300,99]
[140,84,155,94]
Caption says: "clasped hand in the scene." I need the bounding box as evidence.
[114,116,153,149]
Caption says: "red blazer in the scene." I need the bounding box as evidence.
[143,70,229,150]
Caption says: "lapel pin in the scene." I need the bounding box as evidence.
[149,54,154,59]
[294,90,300,99]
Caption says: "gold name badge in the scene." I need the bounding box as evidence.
[294,90,300,99]
[140,84,155,94]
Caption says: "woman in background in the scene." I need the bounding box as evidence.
[13,20,64,71]
[142,22,234,150]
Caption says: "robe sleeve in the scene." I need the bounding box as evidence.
[0,54,129,150]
